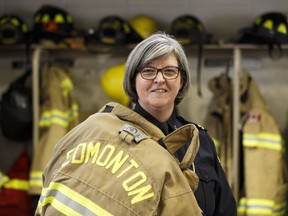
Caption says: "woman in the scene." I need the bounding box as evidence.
[124,32,237,215]
[36,32,236,216]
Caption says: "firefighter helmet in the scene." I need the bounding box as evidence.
[96,15,141,46]
[33,4,74,42]
[170,14,212,45]
[101,63,130,106]
[129,15,157,40]
[237,12,288,44]
[0,14,29,45]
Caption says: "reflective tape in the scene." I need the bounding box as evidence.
[4,179,29,190]
[60,77,74,97]
[29,171,43,187]
[0,171,29,190]
[243,133,283,151]
[238,197,287,216]
[39,103,79,127]
[211,137,220,152]
[39,182,113,216]
[0,172,9,187]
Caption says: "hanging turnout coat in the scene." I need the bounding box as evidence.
[238,70,288,215]
[204,72,233,186]
[29,64,80,195]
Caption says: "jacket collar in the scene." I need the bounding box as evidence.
[133,102,183,135]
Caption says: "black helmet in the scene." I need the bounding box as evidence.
[33,4,74,42]
[170,15,213,97]
[0,14,29,45]
[95,15,142,46]
[0,70,32,142]
[238,12,288,44]
[170,14,212,45]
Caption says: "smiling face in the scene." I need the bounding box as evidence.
[135,53,183,120]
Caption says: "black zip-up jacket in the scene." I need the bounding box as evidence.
[134,103,237,216]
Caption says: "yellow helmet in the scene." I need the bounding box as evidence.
[101,63,130,106]
[129,15,157,39]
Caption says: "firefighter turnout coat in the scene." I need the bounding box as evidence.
[35,102,203,215]
[204,70,288,215]
[238,70,288,215]
[29,64,80,195]
[204,73,233,186]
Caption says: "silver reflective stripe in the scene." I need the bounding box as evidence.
[119,124,148,143]
[39,182,113,216]
[243,133,283,151]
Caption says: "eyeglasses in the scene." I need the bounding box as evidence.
[138,66,181,80]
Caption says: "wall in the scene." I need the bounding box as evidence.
[0,0,288,41]
[0,0,288,133]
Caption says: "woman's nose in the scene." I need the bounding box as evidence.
[154,71,165,82]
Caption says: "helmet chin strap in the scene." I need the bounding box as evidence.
[268,42,283,60]
[196,43,203,97]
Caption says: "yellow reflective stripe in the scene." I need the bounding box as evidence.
[1,172,28,190]
[4,179,29,190]
[39,182,113,216]
[29,171,43,187]
[39,103,79,127]
[238,197,287,215]
[243,133,283,151]
[0,172,9,187]
[42,197,82,216]
[38,186,80,215]
[273,202,288,216]
[212,138,220,149]
[61,77,74,97]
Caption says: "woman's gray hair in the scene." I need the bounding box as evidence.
[123,31,190,105]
